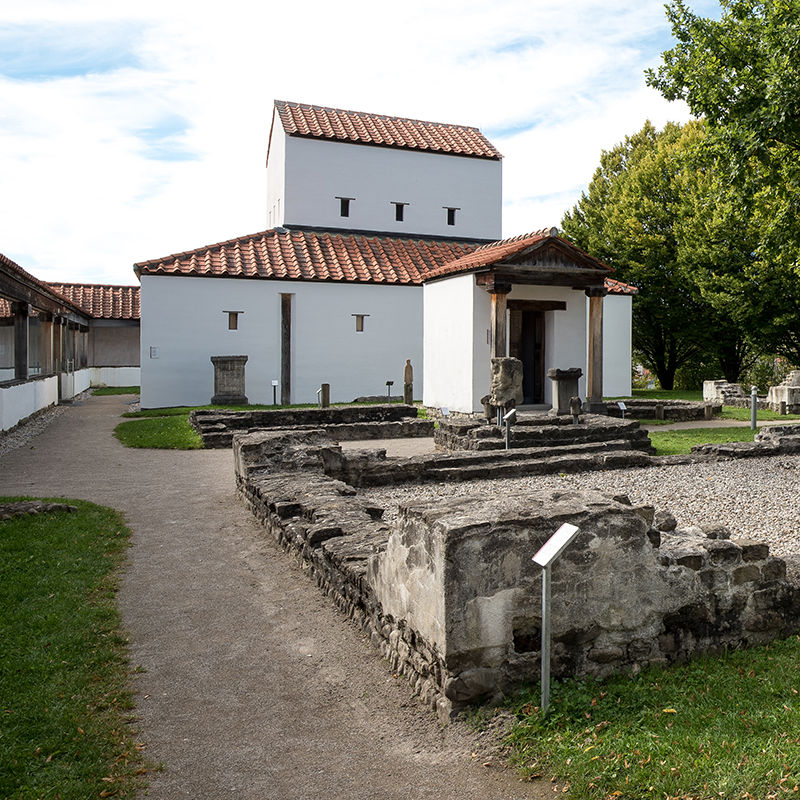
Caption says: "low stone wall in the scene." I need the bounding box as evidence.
[605,398,721,422]
[191,404,431,448]
[235,429,800,723]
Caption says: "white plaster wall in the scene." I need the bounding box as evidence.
[423,275,479,412]
[266,126,286,228]
[0,376,58,432]
[280,136,502,240]
[471,283,493,411]
[140,275,423,409]
[90,367,141,387]
[600,294,633,397]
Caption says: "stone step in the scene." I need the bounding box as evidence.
[421,448,652,481]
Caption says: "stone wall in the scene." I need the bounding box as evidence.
[235,429,800,723]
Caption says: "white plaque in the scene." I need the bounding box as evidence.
[533,523,580,568]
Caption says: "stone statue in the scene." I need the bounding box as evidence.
[403,359,413,404]
[489,357,524,409]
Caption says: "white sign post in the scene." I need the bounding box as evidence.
[532,522,581,715]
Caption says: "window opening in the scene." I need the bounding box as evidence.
[225,311,242,330]
[336,197,354,217]
[352,313,369,332]
[392,202,408,222]
[444,207,460,226]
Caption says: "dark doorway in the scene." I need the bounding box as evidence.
[509,308,545,404]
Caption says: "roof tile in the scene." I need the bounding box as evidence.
[49,283,141,320]
[274,100,502,160]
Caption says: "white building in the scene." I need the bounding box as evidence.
[137,101,633,411]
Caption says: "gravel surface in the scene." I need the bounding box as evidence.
[361,455,800,558]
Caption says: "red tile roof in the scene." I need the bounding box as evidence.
[423,228,613,280]
[273,100,502,159]
[134,227,635,295]
[49,283,140,320]
[0,252,87,317]
[134,229,480,284]
[604,277,637,295]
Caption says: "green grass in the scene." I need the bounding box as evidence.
[92,386,140,396]
[0,499,149,799]
[631,389,704,402]
[720,406,800,423]
[504,637,800,799]
[648,426,757,455]
[114,416,202,449]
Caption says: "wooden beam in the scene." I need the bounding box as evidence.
[280,293,292,405]
[586,291,606,411]
[490,288,510,358]
[13,302,28,380]
[507,299,567,312]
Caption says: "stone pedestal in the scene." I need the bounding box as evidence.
[547,367,582,415]
[211,355,248,405]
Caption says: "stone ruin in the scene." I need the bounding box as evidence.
[704,374,800,415]
[766,370,800,414]
[234,427,800,723]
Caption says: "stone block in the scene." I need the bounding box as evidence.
[736,539,770,562]
[732,565,761,585]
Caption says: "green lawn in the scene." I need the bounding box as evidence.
[503,637,800,799]
[114,416,202,449]
[92,386,140,396]
[0,499,150,799]
[647,426,758,455]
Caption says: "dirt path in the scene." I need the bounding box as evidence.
[0,395,550,799]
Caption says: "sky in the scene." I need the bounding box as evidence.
[0,0,723,286]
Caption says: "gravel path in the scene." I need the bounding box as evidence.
[361,455,800,557]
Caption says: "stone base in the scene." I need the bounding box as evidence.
[583,399,607,414]
[211,394,248,406]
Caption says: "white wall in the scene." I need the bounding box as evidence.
[266,125,286,228]
[140,275,423,409]
[275,135,502,240]
[423,274,480,412]
[600,295,633,397]
[0,376,58,432]
[90,367,141,387]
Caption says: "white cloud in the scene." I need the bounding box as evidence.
[0,0,722,284]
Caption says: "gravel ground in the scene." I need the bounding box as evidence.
[360,455,800,558]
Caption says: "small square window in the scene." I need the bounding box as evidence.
[445,207,459,226]
[336,197,354,217]
[352,313,369,332]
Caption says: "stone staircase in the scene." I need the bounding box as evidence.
[434,413,653,454]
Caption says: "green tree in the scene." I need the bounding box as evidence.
[647,0,800,365]
[562,119,757,388]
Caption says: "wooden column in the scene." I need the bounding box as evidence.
[488,280,513,358]
[585,287,607,413]
[280,293,292,405]
[12,302,28,380]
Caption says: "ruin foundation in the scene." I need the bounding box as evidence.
[234,429,800,723]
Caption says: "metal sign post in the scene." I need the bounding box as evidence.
[532,522,581,715]
[503,407,516,450]
[617,401,627,419]
[272,380,279,406]
[386,380,394,403]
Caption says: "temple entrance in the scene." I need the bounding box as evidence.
[509,308,544,404]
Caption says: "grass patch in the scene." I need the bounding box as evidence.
[648,426,756,455]
[631,389,705,402]
[92,386,140,396]
[504,637,800,799]
[720,406,800,423]
[114,416,202,449]
[0,499,149,799]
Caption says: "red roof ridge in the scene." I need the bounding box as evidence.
[273,100,503,160]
